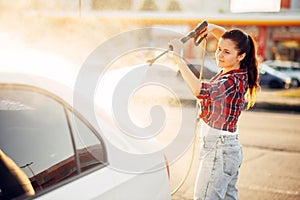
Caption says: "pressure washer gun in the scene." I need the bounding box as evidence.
[147,20,208,66]
[179,20,208,47]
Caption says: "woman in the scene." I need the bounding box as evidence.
[169,23,259,200]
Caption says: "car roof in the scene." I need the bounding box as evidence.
[264,60,300,68]
[0,72,165,170]
[259,63,291,80]
[0,72,74,104]
[0,48,168,172]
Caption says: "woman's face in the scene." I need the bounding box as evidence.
[215,38,245,73]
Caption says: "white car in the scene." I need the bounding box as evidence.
[259,63,292,89]
[263,60,300,87]
[0,72,171,200]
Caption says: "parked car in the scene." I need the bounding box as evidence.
[259,63,292,89]
[183,60,292,89]
[263,60,300,87]
[0,72,171,200]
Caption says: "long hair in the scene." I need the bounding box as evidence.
[222,29,259,109]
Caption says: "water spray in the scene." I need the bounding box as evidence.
[144,20,207,196]
[147,20,208,66]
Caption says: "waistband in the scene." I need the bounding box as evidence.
[201,134,239,147]
[220,134,239,140]
[199,119,238,137]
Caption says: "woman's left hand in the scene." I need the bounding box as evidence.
[168,38,184,54]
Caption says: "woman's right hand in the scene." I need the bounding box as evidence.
[205,24,226,40]
[198,26,209,38]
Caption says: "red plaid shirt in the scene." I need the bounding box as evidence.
[197,69,248,132]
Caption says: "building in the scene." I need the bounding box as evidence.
[2,0,299,61]
[88,0,300,61]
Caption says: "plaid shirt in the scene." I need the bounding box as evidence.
[197,69,248,132]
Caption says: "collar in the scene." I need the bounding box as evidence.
[220,68,247,76]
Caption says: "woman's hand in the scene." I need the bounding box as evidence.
[168,38,184,54]
[206,24,226,40]
[198,26,209,38]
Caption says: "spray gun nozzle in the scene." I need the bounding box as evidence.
[146,49,169,67]
[146,59,155,67]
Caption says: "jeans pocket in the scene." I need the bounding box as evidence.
[222,145,242,176]
[199,137,218,160]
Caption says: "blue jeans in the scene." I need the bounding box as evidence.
[194,133,243,200]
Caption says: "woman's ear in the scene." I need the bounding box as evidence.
[238,53,246,61]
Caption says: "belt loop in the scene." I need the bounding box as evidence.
[220,135,225,143]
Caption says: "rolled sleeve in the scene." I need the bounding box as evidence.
[197,77,235,100]
[197,82,210,99]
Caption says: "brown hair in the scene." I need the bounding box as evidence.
[222,29,259,109]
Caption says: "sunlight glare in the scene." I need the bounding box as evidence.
[230,0,281,12]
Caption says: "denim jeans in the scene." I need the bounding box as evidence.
[194,132,243,200]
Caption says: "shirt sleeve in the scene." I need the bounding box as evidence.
[197,76,236,101]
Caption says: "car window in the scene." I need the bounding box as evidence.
[0,86,107,200]
[292,67,300,72]
[68,110,107,172]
